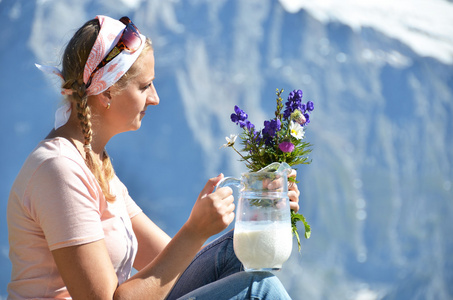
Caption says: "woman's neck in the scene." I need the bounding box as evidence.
[46,123,108,163]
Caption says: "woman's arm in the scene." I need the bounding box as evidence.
[51,174,234,300]
[51,240,119,299]
[131,212,171,271]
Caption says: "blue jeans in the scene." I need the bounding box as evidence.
[166,230,291,300]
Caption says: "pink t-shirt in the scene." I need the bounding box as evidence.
[7,137,142,299]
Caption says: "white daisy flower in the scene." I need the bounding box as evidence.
[290,121,305,140]
[221,134,238,148]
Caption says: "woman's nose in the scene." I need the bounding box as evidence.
[147,83,159,106]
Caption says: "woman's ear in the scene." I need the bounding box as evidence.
[103,89,113,100]
[98,90,112,109]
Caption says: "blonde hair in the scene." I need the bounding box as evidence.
[61,18,152,202]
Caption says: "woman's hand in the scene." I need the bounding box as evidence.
[185,174,235,240]
[288,169,300,213]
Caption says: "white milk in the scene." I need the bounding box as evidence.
[233,221,293,270]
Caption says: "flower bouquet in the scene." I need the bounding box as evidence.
[222,89,314,251]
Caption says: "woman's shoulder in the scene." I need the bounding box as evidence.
[12,137,91,193]
[36,136,81,157]
[9,137,102,216]
[24,137,82,169]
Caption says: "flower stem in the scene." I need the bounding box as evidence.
[231,145,253,166]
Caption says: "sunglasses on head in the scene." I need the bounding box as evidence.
[86,16,142,88]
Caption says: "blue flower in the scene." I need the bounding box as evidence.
[283,89,304,119]
[262,119,281,137]
[304,113,310,124]
[231,105,248,124]
[300,103,306,113]
[262,119,281,145]
[231,106,255,130]
[245,131,261,154]
[254,131,261,142]
[245,120,255,131]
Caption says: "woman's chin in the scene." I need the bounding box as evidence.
[133,121,143,131]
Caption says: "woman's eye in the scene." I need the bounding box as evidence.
[142,83,152,91]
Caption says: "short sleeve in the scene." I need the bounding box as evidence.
[25,156,105,251]
[112,176,142,219]
[125,194,142,219]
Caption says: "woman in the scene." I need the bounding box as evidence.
[7,15,300,299]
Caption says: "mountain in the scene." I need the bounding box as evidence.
[1,0,452,299]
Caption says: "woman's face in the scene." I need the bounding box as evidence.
[106,50,159,134]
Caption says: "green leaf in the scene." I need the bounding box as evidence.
[293,226,301,252]
[291,211,311,252]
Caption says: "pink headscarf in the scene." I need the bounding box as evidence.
[36,15,147,129]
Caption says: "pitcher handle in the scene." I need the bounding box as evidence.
[216,177,242,191]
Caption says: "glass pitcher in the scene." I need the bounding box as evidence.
[217,162,293,271]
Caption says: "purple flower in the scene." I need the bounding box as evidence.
[283,89,304,119]
[231,105,248,124]
[231,114,240,123]
[231,105,255,130]
[262,119,281,145]
[304,113,310,124]
[300,103,306,113]
[245,120,255,131]
[262,119,281,137]
[252,131,261,144]
[306,101,314,112]
[238,119,255,130]
[279,141,295,153]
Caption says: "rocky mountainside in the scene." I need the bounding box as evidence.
[1,0,452,298]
